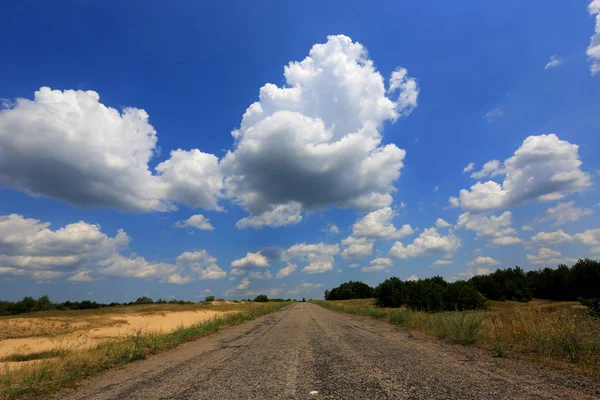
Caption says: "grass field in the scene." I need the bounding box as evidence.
[311,299,600,377]
[0,301,290,400]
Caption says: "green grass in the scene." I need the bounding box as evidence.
[427,311,484,345]
[0,302,290,400]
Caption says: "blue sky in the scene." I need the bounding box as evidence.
[1,0,599,302]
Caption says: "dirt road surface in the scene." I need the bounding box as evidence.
[59,303,599,400]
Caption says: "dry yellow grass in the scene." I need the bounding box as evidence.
[312,299,600,377]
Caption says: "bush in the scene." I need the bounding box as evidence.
[253,294,269,302]
[579,298,600,318]
[205,295,215,302]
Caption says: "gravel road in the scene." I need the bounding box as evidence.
[59,303,599,400]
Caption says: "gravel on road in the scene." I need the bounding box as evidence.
[59,302,600,400]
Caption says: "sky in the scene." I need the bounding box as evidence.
[0,0,599,302]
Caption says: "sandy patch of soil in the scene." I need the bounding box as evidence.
[0,310,225,365]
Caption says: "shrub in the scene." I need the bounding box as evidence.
[253,294,269,302]
[579,298,600,318]
[205,295,216,302]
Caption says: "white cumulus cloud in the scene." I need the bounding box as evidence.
[468,256,500,266]
[389,227,460,259]
[174,214,215,231]
[452,134,591,213]
[0,88,223,212]
[283,243,340,274]
[220,35,418,226]
[588,0,600,75]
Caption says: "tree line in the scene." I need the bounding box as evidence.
[324,258,600,312]
[0,295,194,316]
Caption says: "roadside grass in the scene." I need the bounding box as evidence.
[0,302,290,400]
[311,299,600,376]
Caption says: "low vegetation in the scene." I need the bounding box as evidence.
[312,298,600,376]
[314,259,600,376]
[0,301,290,399]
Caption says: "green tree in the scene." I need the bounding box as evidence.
[253,294,269,302]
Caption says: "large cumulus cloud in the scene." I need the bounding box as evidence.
[0,87,223,212]
[221,35,418,226]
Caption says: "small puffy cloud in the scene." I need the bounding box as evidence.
[522,225,534,231]
[406,275,419,281]
[361,257,392,273]
[350,193,393,212]
[544,201,593,226]
[350,207,413,240]
[432,259,452,266]
[276,263,297,279]
[340,236,374,259]
[452,134,591,213]
[448,196,460,208]
[434,185,439,192]
[459,267,491,279]
[544,55,562,70]
[341,207,413,259]
[236,202,302,229]
[575,228,600,245]
[470,160,503,179]
[0,88,223,212]
[220,35,418,225]
[490,236,522,246]
[526,247,576,266]
[435,218,450,229]
[327,224,340,234]
[347,263,359,268]
[224,277,251,296]
[284,243,339,274]
[361,264,386,272]
[231,252,269,269]
[174,214,215,231]
[463,163,475,173]
[249,270,273,280]
[588,0,600,75]
[468,256,500,266]
[456,211,520,246]
[389,227,460,259]
[531,230,574,245]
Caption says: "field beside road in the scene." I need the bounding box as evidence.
[50,303,600,400]
[0,301,289,399]
[311,298,600,377]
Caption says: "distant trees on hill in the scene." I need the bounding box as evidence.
[0,295,195,316]
[324,281,374,300]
